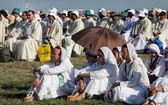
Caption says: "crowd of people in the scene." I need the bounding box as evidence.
[1,7,168,104]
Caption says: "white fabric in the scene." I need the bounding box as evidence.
[0,21,5,44]
[143,8,148,14]
[97,17,110,28]
[27,47,75,100]
[128,9,135,14]
[61,10,68,16]
[138,10,145,17]
[5,21,23,52]
[82,47,119,96]
[15,19,42,61]
[71,10,79,17]
[48,12,56,19]
[83,17,96,28]
[110,19,124,33]
[104,44,150,104]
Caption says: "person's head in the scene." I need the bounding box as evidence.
[48,12,56,23]
[39,10,46,19]
[121,44,130,60]
[112,47,121,61]
[121,11,127,21]
[98,8,107,19]
[147,44,160,58]
[127,9,135,18]
[148,11,155,20]
[84,10,91,19]
[7,15,16,25]
[27,10,35,22]
[0,9,8,18]
[159,11,167,20]
[138,10,145,20]
[111,12,119,21]
[12,8,20,18]
[61,10,68,19]
[70,10,79,21]
[98,46,117,65]
[85,50,97,63]
[21,11,28,20]
[51,46,62,63]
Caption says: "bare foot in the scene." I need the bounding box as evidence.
[143,100,150,105]
[67,92,79,100]
[24,93,34,102]
[68,93,86,101]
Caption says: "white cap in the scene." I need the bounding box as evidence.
[90,9,94,15]
[161,10,167,14]
[49,12,56,18]
[99,8,107,16]
[138,10,145,17]
[143,8,148,14]
[61,10,68,16]
[48,7,57,14]
[71,10,79,17]
[128,9,135,14]
[156,8,162,13]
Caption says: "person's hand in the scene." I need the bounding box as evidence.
[148,88,157,96]
[33,78,40,88]
[108,89,113,99]
[33,68,41,74]
[76,74,83,81]
[153,86,164,92]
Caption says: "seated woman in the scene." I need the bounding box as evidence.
[112,47,124,68]
[24,46,75,101]
[143,46,168,105]
[67,46,119,101]
[104,43,150,104]
[67,49,97,100]
[145,44,165,84]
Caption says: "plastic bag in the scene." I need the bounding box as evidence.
[38,44,51,62]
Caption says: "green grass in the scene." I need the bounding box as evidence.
[0,53,147,105]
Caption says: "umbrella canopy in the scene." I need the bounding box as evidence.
[72,27,126,51]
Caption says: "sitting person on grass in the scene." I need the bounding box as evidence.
[24,46,75,102]
[67,46,119,101]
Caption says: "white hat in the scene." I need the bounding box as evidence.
[143,8,148,14]
[138,10,145,17]
[128,9,135,14]
[99,8,107,16]
[61,10,68,16]
[161,10,167,14]
[49,12,56,19]
[156,8,162,13]
[90,9,94,15]
[71,10,79,17]
[49,7,57,14]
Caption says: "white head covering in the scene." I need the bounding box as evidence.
[99,46,117,64]
[49,12,56,19]
[71,10,79,17]
[49,7,57,14]
[99,8,107,16]
[90,9,94,15]
[61,10,68,16]
[161,10,167,14]
[147,44,160,55]
[60,46,68,61]
[128,9,135,14]
[156,8,162,13]
[143,8,148,14]
[138,10,145,17]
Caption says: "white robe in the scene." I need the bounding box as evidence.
[27,47,75,100]
[110,19,124,33]
[104,44,150,104]
[15,19,42,61]
[0,21,5,45]
[97,17,110,28]
[83,17,96,28]
[78,47,119,97]
[5,21,23,52]
[46,20,63,47]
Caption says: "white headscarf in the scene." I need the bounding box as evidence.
[147,44,160,55]
[60,46,68,61]
[99,46,117,65]
[126,43,138,60]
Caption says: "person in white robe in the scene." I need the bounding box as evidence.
[121,9,138,42]
[0,18,5,45]
[68,46,119,101]
[0,11,9,30]
[153,11,168,49]
[145,44,165,84]
[131,10,153,51]
[104,43,150,104]
[5,15,23,52]
[83,10,95,28]
[97,8,110,28]
[24,46,75,101]
[64,10,84,57]
[110,12,124,33]
[143,47,168,105]
[21,11,29,27]
[60,10,70,34]
[44,12,63,47]
[15,10,42,61]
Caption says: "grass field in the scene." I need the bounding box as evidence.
[0,53,147,105]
